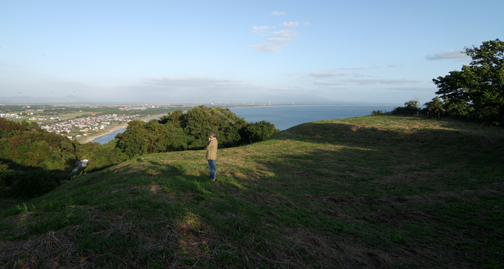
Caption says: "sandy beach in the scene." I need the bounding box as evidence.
[78,113,166,144]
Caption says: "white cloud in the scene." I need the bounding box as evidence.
[347,79,419,85]
[251,21,301,53]
[251,26,276,34]
[252,37,294,52]
[310,72,349,78]
[123,77,332,103]
[387,64,404,68]
[333,67,365,71]
[282,21,299,29]
[271,11,285,16]
[0,62,19,68]
[308,72,419,86]
[304,22,311,26]
[314,81,345,86]
[140,77,251,90]
[384,87,436,92]
[272,29,299,38]
[313,79,419,86]
[426,50,470,60]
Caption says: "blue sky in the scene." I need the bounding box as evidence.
[1,0,502,105]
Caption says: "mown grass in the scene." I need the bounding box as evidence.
[1,115,503,268]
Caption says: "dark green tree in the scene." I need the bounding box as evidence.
[170,106,248,149]
[404,99,420,110]
[0,118,75,198]
[391,99,421,115]
[424,96,446,116]
[242,121,279,143]
[116,119,187,157]
[433,39,504,125]
[159,109,183,127]
[116,106,278,156]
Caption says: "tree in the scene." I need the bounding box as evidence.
[433,39,504,125]
[391,99,421,115]
[424,96,445,116]
[242,121,279,143]
[159,109,183,127]
[404,99,420,110]
[116,106,278,155]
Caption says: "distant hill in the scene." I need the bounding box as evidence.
[1,115,503,268]
[0,95,89,103]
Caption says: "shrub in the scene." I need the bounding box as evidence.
[242,121,279,143]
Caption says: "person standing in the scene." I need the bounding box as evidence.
[206,131,218,181]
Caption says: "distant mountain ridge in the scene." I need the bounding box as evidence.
[0,95,89,103]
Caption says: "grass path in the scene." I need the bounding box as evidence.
[1,115,503,268]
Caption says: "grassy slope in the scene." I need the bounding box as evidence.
[1,115,503,268]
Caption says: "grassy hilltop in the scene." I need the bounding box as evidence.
[1,115,503,268]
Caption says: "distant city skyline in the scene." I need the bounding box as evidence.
[1,1,502,105]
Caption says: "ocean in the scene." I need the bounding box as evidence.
[92,105,396,144]
[230,105,395,131]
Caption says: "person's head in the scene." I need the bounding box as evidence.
[209,131,217,138]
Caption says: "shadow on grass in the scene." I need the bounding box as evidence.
[243,119,504,268]
[2,118,504,268]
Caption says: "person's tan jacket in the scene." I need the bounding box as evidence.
[206,138,218,160]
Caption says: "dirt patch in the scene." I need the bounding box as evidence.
[149,181,161,193]
[351,125,363,132]
[123,168,144,176]
[268,139,291,146]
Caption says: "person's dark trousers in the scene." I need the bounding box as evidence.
[208,160,216,180]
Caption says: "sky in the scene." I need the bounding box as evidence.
[1,0,502,105]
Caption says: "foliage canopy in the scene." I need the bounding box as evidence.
[117,106,279,157]
[433,39,504,125]
[0,118,127,198]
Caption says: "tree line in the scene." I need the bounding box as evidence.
[0,106,278,198]
[116,106,278,157]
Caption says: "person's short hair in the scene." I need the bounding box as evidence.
[209,131,217,137]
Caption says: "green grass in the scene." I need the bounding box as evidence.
[1,115,503,268]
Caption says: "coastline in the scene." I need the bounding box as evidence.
[78,113,166,144]
[78,123,129,144]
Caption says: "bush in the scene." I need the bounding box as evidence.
[116,120,188,157]
[116,106,268,156]
[242,121,279,143]
[392,99,421,115]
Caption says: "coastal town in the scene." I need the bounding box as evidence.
[0,111,141,141]
[0,102,240,142]
[37,114,139,141]
[0,104,182,142]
